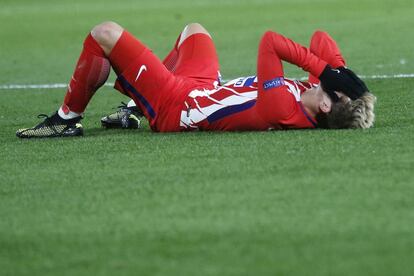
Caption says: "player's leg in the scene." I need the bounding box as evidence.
[162,23,215,73]
[161,34,182,72]
[101,23,219,131]
[100,25,190,129]
[58,22,122,120]
[172,23,220,88]
[101,26,183,129]
[17,21,175,137]
[108,24,185,131]
[177,23,212,47]
[16,22,119,138]
[308,30,346,84]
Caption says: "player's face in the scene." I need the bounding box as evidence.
[335,92,351,103]
[318,87,351,114]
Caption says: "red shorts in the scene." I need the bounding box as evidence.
[111,31,220,132]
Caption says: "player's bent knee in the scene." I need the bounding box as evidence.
[178,22,211,47]
[91,21,123,47]
[311,30,328,41]
[185,23,207,33]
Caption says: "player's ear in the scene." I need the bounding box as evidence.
[320,94,332,114]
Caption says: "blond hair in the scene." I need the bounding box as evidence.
[317,93,377,129]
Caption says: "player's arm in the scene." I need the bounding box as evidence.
[258,31,327,79]
[258,31,367,99]
[256,31,324,122]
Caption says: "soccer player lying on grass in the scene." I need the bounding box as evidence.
[16,22,376,138]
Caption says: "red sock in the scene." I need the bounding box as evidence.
[62,34,110,114]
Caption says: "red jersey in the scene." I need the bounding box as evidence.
[179,76,318,131]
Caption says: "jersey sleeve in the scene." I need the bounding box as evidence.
[256,31,326,126]
[260,31,328,77]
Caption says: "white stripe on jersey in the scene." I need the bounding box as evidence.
[284,81,301,101]
[219,86,257,98]
[180,76,315,129]
[180,88,257,128]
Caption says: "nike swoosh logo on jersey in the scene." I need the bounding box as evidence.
[332,69,340,73]
[135,65,147,82]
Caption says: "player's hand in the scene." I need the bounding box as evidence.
[318,65,368,100]
[341,67,369,93]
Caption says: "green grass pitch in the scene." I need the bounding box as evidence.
[1,0,414,275]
